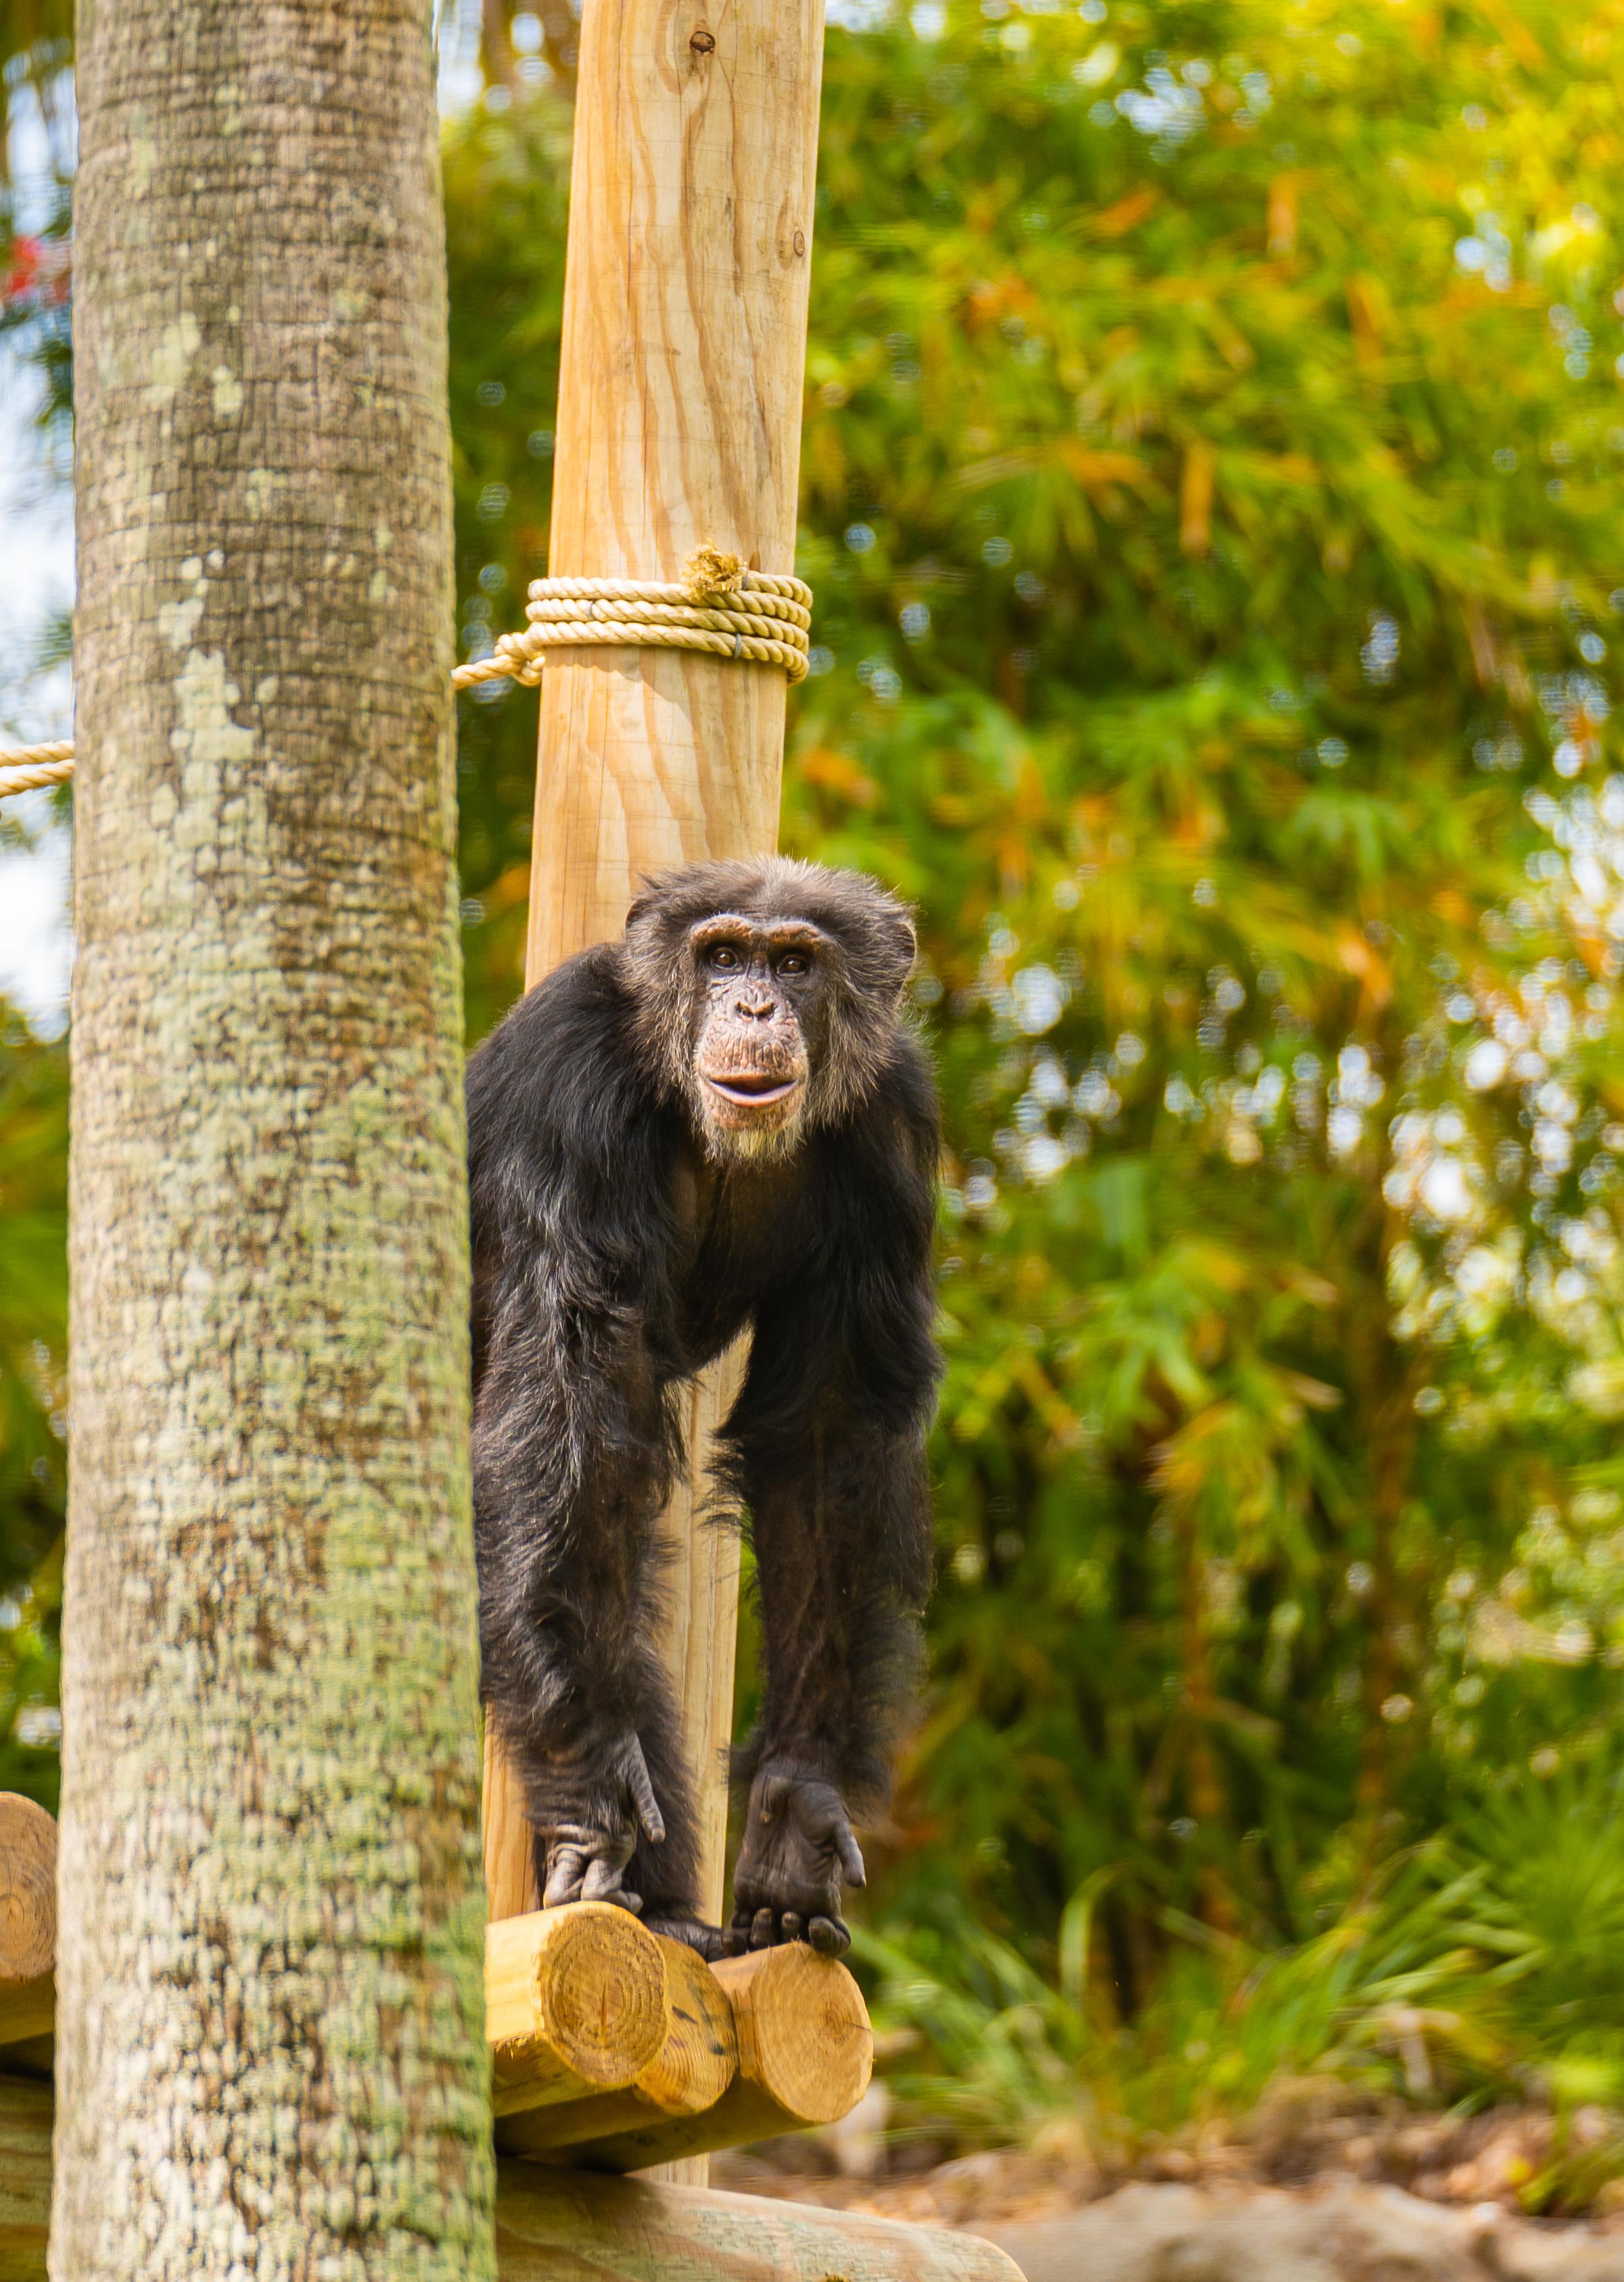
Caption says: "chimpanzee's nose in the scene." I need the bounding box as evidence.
[735,992,776,1021]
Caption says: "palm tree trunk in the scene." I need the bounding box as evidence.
[57,5,493,2276]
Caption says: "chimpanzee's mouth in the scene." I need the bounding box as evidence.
[704,1073,802,1108]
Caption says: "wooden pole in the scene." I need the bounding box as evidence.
[482,0,828,1970]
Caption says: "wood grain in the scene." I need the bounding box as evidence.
[487,1904,669,2116]
[496,1935,737,2158]
[0,1799,54,2049]
[0,2077,51,2282]
[524,1940,873,2172]
[494,2160,1028,2282]
[486,0,829,2088]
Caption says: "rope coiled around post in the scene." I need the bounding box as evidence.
[0,550,814,802]
[451,550,813,693]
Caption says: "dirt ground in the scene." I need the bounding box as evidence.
[713,2089,1624,2279]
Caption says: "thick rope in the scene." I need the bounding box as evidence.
[0,744,74,801]
[0,550,814,803]
[452,551,811,691]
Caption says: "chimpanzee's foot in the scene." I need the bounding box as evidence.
[536,1731,666,1911]
[641,1909,728,1962]
[724,1763,866,1957]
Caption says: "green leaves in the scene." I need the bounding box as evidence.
[0,1012,66,1809]
[432,0,1624,2137]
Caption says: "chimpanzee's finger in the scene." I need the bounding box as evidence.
[807,1914,850,1955]
[749,1906,778,1951]
[835,1825,866,1888]
[779,1911,804,1940]
[542,1849,587,1908]
[604,1886,643,1913]
[581,1853,639,1905]
[622,1736,666,1846]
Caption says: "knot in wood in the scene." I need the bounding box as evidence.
[689,26,716,52]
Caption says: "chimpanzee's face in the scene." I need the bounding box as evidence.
[687,914,830,1161]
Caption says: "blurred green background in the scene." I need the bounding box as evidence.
[7,0,1624,2207]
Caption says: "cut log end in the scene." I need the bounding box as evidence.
[0,1796,56,2049]
[487,1904,669,2115]
[512,1938,874,2172]
[716,1939,873,2127]
[0,1797,55,1986]
[498,1935,738,2158]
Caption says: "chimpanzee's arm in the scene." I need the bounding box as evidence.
[722,1038,941,1952]
[467,955,705,1922]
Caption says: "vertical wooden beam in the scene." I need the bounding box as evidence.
[482,0,827,1974]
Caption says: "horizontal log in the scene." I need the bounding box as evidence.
[0,1798,54,2051]
[0,1888,674,2116]
[497,1934,737,2158]
[510,1938,874,2172]
[0,1799,884,2181]
[487,1903,669,2116]
[0,2079,1023,2282]
[496,2158,1027,2281]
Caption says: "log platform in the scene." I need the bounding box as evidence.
[0,2073,1022,2281]
[0,1797,1022,2277]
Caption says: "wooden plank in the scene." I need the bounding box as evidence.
[498,1935,737,2158]
[508,1938,873,2172]
[0,1799,54,2051]
[487,1904,670,2116]
[494,2161,1028,2282]
[483,0,831,2001]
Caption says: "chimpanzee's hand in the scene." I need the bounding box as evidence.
[539,1731,665,1913]
[725,1763,865,1956]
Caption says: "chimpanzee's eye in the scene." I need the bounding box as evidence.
[708,943,743,972]
[776,950,810,977]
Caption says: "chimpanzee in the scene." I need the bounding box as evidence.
[467,857,940,1959]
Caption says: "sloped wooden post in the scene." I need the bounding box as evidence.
[482,0,827,2010]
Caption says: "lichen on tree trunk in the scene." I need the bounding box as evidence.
[57,4,494,2275]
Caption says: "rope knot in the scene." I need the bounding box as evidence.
[680,544,747,601]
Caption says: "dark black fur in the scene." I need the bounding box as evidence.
[467,858,940,1955]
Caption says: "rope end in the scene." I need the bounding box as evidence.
[680,544,747,601]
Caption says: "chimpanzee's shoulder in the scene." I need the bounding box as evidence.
[818,1028,939,1213]
[885,1024,940,1130]
[466,943,647,1163]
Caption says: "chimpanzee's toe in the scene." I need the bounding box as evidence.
[642,1910,726,1961]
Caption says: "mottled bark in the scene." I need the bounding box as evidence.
[59,5,493,2277]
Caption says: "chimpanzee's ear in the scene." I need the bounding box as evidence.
[624,874,667,932]
[878,906,918,1000]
